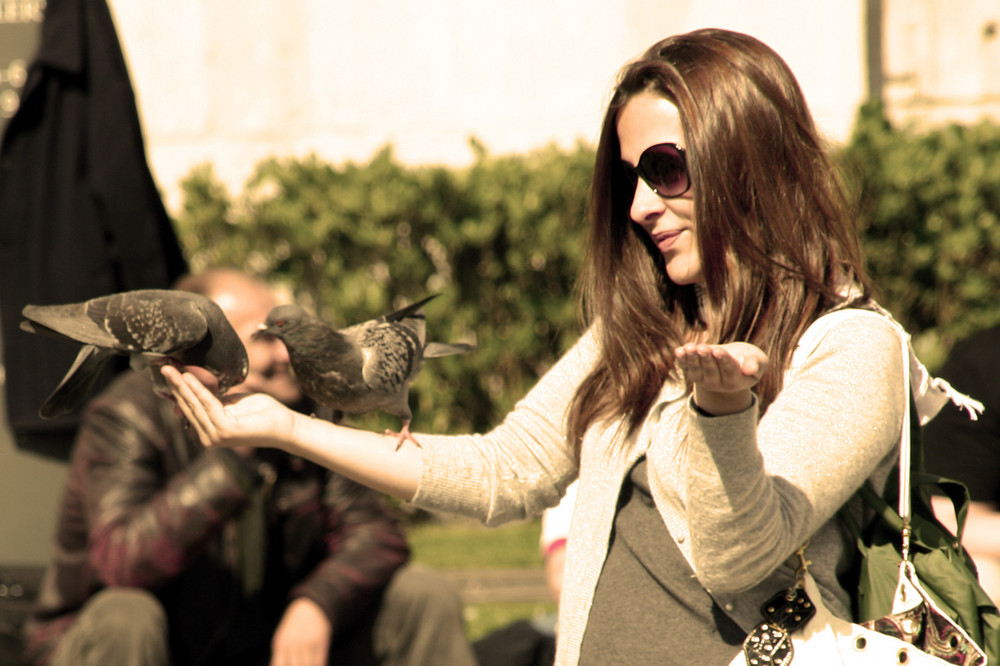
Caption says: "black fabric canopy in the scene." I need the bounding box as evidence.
[0,0,187,457]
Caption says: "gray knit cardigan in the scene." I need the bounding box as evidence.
[412,308,906,664]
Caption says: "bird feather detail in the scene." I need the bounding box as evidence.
[256,294,475,448]
[21,289,249,418]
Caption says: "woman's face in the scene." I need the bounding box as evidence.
[616,92,703,285]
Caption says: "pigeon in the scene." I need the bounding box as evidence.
[20,289,249,419]
[255,294,475,449]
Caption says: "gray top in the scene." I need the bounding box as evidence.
[579,456,746,664]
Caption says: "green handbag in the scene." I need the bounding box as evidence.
[840,392,1000,664]
[844,473,1000,663]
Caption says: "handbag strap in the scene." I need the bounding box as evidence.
[888,314,984,560]
[897,336,914,559]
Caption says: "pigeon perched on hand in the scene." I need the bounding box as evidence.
[256,294,475,449]
[21,289,249,419]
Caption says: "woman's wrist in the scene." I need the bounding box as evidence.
[692,387,753,416]
[283,410,322,455]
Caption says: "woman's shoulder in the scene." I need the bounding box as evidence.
[792,306,903,368]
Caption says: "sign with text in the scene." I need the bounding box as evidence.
[0,0,44,135]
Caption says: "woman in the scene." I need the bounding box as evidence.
[166,29,911,663]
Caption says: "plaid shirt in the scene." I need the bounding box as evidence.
[23,371,409,665]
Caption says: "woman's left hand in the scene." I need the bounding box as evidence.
[674,342,769,415]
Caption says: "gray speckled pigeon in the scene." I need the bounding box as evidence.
[256,294,475,449]
[21,289,249,418]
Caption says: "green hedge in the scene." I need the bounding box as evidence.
[174,110,1000,431]
[175,141,593,434]
[841,103,1000,366]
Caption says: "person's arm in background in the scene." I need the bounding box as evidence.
[931,496,1000,604]
[923,325,1000,602]
[271,470,408,664]
[931,498,1000,556]
[540,481,577,604]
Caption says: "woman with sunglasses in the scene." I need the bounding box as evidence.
[164,29,952,663]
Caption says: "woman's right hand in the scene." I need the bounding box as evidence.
[162,365,298,451]
[163,365,424,501]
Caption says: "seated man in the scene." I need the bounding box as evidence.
[22,268,476,666]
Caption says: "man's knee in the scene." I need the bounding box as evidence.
[383,564,464,619]
[84,587,166,631]
[50,587,169,666]
[373,565,476,666]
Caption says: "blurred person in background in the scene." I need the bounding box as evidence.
[473,482,577,666]
[22,268,476,666]
[923,323,1000,603]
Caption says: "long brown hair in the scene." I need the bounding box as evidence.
[566,29,871,456]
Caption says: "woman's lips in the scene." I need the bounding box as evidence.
[653,229,683,252]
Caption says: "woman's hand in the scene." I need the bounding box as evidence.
[162,365,297,451]
[163,365,423,500]
[674,341,769,415]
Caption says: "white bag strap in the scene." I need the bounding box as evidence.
[880,307,983,542]
[898,336,915,553]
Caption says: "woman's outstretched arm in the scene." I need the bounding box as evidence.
[162,365,423,500]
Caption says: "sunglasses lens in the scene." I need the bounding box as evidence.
[637,144,689,198]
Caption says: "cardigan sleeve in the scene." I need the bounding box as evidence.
[409,329,596,525]
[657,311,905,593]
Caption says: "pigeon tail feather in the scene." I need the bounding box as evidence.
[422,341,477,359]
[380,294,439,323]
[19,310,110,347]
[39,346,115,419]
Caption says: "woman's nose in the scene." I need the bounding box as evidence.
[629,179,666,228]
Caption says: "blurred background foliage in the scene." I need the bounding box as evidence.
[841,103,1000,368]
[174,106,1000,433]
[175,140,593,435]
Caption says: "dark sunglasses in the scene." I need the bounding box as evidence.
[620,142,691,198]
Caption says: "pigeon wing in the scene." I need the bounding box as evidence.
[378,294,439,323]
[96,291,210,354]
[423,341,477,358]
[21,290,209,354]
[355,323,422,393]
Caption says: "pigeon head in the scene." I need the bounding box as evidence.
[254,304,313,342]
[179,297,250,395]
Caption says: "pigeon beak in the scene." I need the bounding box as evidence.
[251,324,268,340]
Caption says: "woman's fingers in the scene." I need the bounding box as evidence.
[162,365,222,446]
[676,344,732,384]
[674,342,768,392]
[163,365,298,451]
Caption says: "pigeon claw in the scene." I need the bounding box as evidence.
[385,420,421,451]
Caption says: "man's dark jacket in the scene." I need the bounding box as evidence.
[22,371,410,665]
[0,0,187,455]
